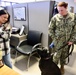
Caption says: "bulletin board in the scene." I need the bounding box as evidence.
[14,7,26,21]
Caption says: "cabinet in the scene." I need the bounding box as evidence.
[10,34,27,48]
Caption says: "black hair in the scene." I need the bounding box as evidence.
[0,10,8,16]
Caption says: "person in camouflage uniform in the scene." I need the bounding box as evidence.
[48,2,76,74]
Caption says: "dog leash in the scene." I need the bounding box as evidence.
[65,44,74,64]
[56,43,74,64]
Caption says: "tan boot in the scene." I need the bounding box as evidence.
[60,64,65,75]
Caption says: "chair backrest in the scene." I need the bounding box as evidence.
[27,30,43,46]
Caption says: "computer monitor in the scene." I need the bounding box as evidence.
[19,25,25,35]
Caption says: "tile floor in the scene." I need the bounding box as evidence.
[11,45,76,75]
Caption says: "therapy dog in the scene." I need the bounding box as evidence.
[37,48,61,75]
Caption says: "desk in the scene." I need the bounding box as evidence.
[0,65,20,75]
[10,34,27,48]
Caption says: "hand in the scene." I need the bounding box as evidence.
[68,42,73,45]
[49,42,54,48]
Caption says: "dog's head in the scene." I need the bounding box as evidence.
[37,47,52,59]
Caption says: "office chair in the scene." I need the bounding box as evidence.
[15,30,43,70]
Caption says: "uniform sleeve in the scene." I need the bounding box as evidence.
[48,17,58,46]
[70,14,76,43]
[48,17,56,39]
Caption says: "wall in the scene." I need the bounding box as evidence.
[7,6,14,27]
[28,1,50,47]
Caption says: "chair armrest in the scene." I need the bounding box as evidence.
[17,39,27,48]
[32,43,42,51]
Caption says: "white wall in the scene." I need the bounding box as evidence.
[28,1,50,47]
[7,6,14,26]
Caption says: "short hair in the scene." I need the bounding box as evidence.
[57,2,68,8]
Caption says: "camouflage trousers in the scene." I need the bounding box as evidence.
[52,46,68,65]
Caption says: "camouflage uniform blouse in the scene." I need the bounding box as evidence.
[49,12,76,51]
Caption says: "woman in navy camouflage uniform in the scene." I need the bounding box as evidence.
[0,9,12,68]
[49,2,76,74]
